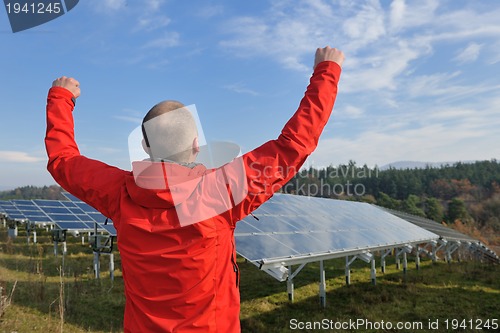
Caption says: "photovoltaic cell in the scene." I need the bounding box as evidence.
[60,192,116,236]
[235,194,439,265]
[0,194,116,235]
[33,199,64,207]
[1,201,27,221]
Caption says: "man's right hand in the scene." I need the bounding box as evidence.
[314,46,344,69]
[52,76,81,99]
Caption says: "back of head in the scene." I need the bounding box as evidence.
[142,100,198,163]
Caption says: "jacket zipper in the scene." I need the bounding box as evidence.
[231,240,240,287]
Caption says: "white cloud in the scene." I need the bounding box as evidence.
[388,0,438,32]
[335,105,364,119]
[195,5,224,18]
[342,0,386,46]
[114,115,142,124]
[136,15,171,32]
[454,43,483,64]
[134,0,170,32]
[101,0,126,11]
[142,32,180,49]
[389,0,405,31]
[219,1,338,71]
[311,119,497,168]
[341,40,422,92]
[0,151,44,163]
[224,83,259,96]
[406,72,462,98]
[145,0,164,11]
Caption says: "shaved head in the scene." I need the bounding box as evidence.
[142,100,199,163]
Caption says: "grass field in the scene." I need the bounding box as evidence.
[0,225,499,333]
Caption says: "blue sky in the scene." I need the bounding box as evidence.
[1,0,499,190]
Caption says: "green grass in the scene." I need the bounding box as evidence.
[1,225,499,332]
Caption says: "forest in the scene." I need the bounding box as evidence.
[1,159,499,247]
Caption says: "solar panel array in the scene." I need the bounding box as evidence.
[235,194,439,269]
[377,207,499,263]
[0,194,116,236]
[375,206,476,242]
[2,192,497,265]
[1,201,26,221]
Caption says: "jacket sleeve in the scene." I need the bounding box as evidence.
[228,61,341,224]
[45,87,126,218]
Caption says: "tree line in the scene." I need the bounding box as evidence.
[0,185,63,200]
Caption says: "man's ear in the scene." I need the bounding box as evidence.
[192,137,200,154]
[142,139,151,156]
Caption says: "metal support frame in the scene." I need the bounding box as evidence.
[254,239,462,308]
[90,223,115,280]
[286,263,306,302]
[417,240,437,263]
[380,249,392,274]
[416,247,421,270]
[345,252,373,286]
[93,252,115,280]
[51,229,67,256]
[370,257,377,285]
[434,239,447,262]
[445,242,460,263]
[7,220,18,238]
[26,221,37,244]
[396,245,412,274]
[319,261,326,307]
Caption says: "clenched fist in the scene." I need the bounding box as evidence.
[314,46,345,69]
[52,76,80,99]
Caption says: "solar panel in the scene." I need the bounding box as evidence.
[235,194,439,269]
[33,199,64,207]
[375,206,476,242]
[61,192,81,202]
[9,200,54,225]
[101,224,117,235]
[0,194,116,236]
[55,221,93,230]
[0,201,27,221]
[60,192,116,236]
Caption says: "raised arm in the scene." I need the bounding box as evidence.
[228,47,344,223]
[45,77,126,218]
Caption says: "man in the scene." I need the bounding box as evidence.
[45,46,344,332]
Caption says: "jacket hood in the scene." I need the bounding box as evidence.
[126,161,207,209]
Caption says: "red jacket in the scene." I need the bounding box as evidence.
[45,61,341,332]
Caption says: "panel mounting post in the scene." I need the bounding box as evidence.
[416,248,421,270]
[345,255,358,286]
[319,260,326,308]
[403,251,408,275]
[94,251,100,279]
[109,253,115,281]
[380,249,392,274]
[287,265,294,302]
[370,258,376,285]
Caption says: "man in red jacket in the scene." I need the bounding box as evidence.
[45,46,344,332]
